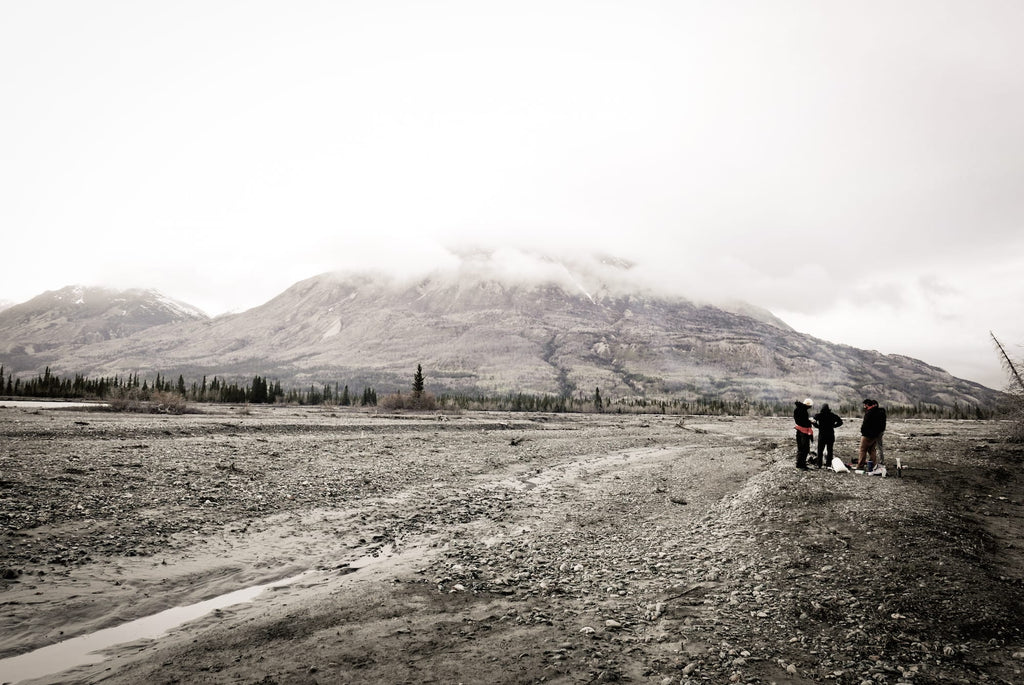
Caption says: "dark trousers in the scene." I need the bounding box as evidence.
[816,435,835,466]
[796,431,811,468]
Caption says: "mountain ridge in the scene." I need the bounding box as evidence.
[0,285,208,372]
[0,271,1003,410]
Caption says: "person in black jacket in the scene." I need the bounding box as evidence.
[811,403,843,468]
[793,398,814,470]
[855,398,887,470]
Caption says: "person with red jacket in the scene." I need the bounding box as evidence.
[793,398,814,470]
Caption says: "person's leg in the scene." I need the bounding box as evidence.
[824,438,834,466]
[796,432,809,469]
[876,435,885,465]
[857,437,875,469]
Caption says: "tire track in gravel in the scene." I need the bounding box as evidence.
[1,411,776,684]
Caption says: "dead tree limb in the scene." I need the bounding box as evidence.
[991,331,1024,393]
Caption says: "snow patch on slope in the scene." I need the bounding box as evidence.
[144,289,208,319]
[321,319,342,340]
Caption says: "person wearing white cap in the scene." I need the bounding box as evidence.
[793,398,814,470]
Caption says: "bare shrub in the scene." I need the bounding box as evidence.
[380,392,437,411]
[1002,397,1024,443]
[106,388,188,414]
[149,390,188,414]
[380,392,406,410]
[107,387,148,413]
[409,392,437,411]
[992,332,1024,442]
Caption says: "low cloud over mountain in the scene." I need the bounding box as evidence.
[0,258,1002,411]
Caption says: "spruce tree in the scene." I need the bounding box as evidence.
[413,364,424,398]
[251,376,268,404]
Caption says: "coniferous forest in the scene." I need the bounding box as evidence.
[0,363,993,419]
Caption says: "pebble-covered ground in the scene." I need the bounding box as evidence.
[1,405,1022,684]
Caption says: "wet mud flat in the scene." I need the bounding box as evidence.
[1,405,1023,684]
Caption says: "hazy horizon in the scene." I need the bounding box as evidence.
[3,2,1023,390]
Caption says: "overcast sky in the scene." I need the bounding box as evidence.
[3,1,1023,390]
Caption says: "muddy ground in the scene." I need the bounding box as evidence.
[1,404,1023,684]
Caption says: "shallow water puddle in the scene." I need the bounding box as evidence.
[0,572,306,684]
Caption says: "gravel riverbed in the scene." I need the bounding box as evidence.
[1,405,1022,684]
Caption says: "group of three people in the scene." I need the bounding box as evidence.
[793,398,887,472]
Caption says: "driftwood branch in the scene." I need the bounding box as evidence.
[991,331,1024,393]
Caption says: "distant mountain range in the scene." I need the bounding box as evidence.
[0,259,1003,410]
[0,285,206,364]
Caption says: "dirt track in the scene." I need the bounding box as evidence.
[1,405,1023,684]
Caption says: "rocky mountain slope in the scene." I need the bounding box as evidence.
[0,266,1002,409]
[0,285,208,372]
